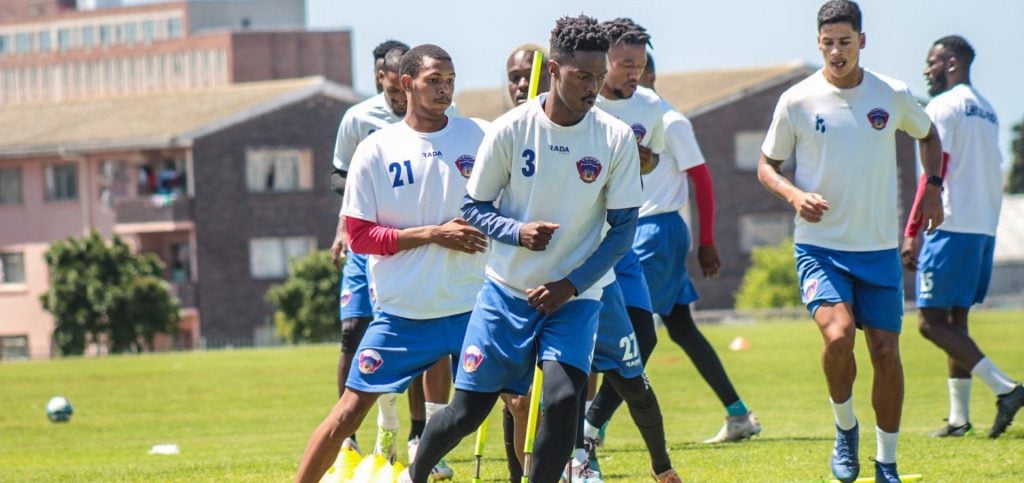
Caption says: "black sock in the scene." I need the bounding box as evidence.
[531,360,587,482]
[409,390,498,482]
[409,419,426,441]
[598,371,671,474]
[664,304,740,406]
[502,406,524,480]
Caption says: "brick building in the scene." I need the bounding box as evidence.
[454,62,920,309]
[0,0,352,106]
[0,77,359,359]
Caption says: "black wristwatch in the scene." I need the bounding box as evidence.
[926,175,944,190]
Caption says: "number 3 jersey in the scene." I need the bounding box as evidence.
[341,116,489,319]
[467,96,644,301]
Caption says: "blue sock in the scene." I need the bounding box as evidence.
[726,400,749,417]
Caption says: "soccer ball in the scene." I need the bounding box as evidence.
[46,396,73,423]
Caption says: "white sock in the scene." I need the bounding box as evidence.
[424,401,447,425]
[377,393,399,431]
[583,420,600,439]
[948,378,972,426]
[971,357,1018,396]
[830,397,857,431]
[875,426,898,464]
[573,447,587,464]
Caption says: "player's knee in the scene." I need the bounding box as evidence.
[867,337,901,368]
[822,330,855,358]
[340,317,370,353]
[614,374,651,404]
[506,396,531,420]
[917,318,938,341]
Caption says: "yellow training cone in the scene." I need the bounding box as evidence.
[372,460,405,483]
[322,448,361,482]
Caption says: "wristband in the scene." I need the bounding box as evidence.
[926,175,943,189]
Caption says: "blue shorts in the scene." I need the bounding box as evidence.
[916,230,995,309]
[634,211,698,316]
[455,279,601,395]
[592,281,644,378]
[340,250,374,320]
[345,311,469,393]
[613,249,654,312]
[794,244,903,333]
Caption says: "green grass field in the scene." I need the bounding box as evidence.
[2,310,1023,482]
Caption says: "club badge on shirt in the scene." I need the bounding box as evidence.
[576,156,603,184]
[454,154,475,178]
[867,108,890,130]
[630,123,647,142]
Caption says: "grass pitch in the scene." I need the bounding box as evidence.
[2,310,1023,482]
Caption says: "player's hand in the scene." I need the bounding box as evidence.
[330,225,349,268]
[526,279,577,314]
[433,218,489,254]
[901,236,920,272]
[519,222,559,251]
[916,186,944,234]
[637,144,660,175]
[791,192,829,223]
[697,244,721,278]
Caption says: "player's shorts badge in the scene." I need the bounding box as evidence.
[576,156,603,184]
[630,123,647,142]
[357,349,384,374]
[867,108,890,130]
[802,279,819,302]
[454,154,475,178]
[340,288,352,308]
[462,345,485,373]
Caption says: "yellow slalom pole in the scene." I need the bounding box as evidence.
[471,415,488,483]
[520,50,546,483]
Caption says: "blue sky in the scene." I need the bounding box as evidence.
[129,0,1023,161]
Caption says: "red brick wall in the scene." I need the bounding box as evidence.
[230,31,351,87]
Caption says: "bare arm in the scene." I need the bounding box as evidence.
[756,153,829,223]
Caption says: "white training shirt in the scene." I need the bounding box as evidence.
[639,98,707,217]
[762,69,932,251]
[341,116,489,319]
[333,93,401,171]
[596,85,666,156]
[468,97,644,301]
[927,84,1003,236]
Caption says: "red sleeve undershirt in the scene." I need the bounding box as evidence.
[346,216,399,256]
[686,163,715,246]
[903,152,949,238]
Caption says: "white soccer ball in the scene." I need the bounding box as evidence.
[46,396,73,423]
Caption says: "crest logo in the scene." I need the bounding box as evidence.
[802,279,819,302]
[630,123,647,142]
[340,289,352,308]
[462,345,485,373]
[454,154,475,178]
[576,156,603,184]
[357,349,384,374]
[867,108,890,130]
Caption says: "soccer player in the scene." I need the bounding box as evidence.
[757,2,943,482]
[902,35,1023,439]
[506,43,551,108]
[403,15,643,483]
[373,40,408,94]
[296,44,488,482]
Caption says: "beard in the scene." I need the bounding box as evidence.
[928,71,948,97]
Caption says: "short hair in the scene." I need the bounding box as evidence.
[508,43,548,62]
[601,17,652,47]
[817,0,862,32]
[400,44,453,78]
[549,15,610,62]
[381,47,407,74]
[934,35,975,67]
[645,51,655,73]
[373,40,409,60]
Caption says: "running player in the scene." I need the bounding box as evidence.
[295,43,488,483]
[902,35,1023,439]
[757,2,943,481]
[404,15,643,483]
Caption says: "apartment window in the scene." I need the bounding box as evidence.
[124,22,137,44]
[45,164,78,201]
[0,35,7,56]
[0,168,22,204]
[0,335,29,361]
[99,25,111,46]
[57,28,71,51]
[142,20,154,43]
[245,148,313,193]
[738,212,793,254]
[38,30,51,51]
[249,237,316,279]
[15,33,32,54]
[82,26,95,49]
[0,252,25,284]
[167,18,183,38]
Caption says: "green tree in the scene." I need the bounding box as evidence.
[266,250,340,344]
[1009,117,1024,193]
[734,238,802,309]
[40,232,181,356]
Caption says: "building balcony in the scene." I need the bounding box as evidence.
[170,281,197,308]
[114,195,194,230]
